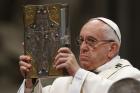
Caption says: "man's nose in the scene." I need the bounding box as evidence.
[80,41,89,53]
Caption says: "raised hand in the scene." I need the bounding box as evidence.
[54,47,80,76]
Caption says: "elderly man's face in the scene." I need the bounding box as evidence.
[79,20,112,70]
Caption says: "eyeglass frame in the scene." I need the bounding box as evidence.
[77,36,115,48]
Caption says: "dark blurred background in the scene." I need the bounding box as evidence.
[0,0,140,93]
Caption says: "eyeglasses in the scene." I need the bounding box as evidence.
[77,36,114,47]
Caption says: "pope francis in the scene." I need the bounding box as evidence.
[18,17,140,93]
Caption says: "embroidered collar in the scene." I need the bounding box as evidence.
[95,55,121,73]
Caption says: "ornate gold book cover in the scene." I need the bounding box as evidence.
[23,3,70,78]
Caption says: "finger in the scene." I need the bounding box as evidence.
[20,66,30,72]
[54,57,67,67]
[20,66,30,77]
[57,47,72,53]
[54,52,69,62]
[55,63,67,70]
[19,55,31,61]
[19,61,32,68]
[19,55,32,63]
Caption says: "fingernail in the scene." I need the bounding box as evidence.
[28,64,31,67]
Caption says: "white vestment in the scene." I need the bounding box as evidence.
[17,56,140,93]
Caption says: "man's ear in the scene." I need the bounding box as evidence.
[108,42,119,59]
